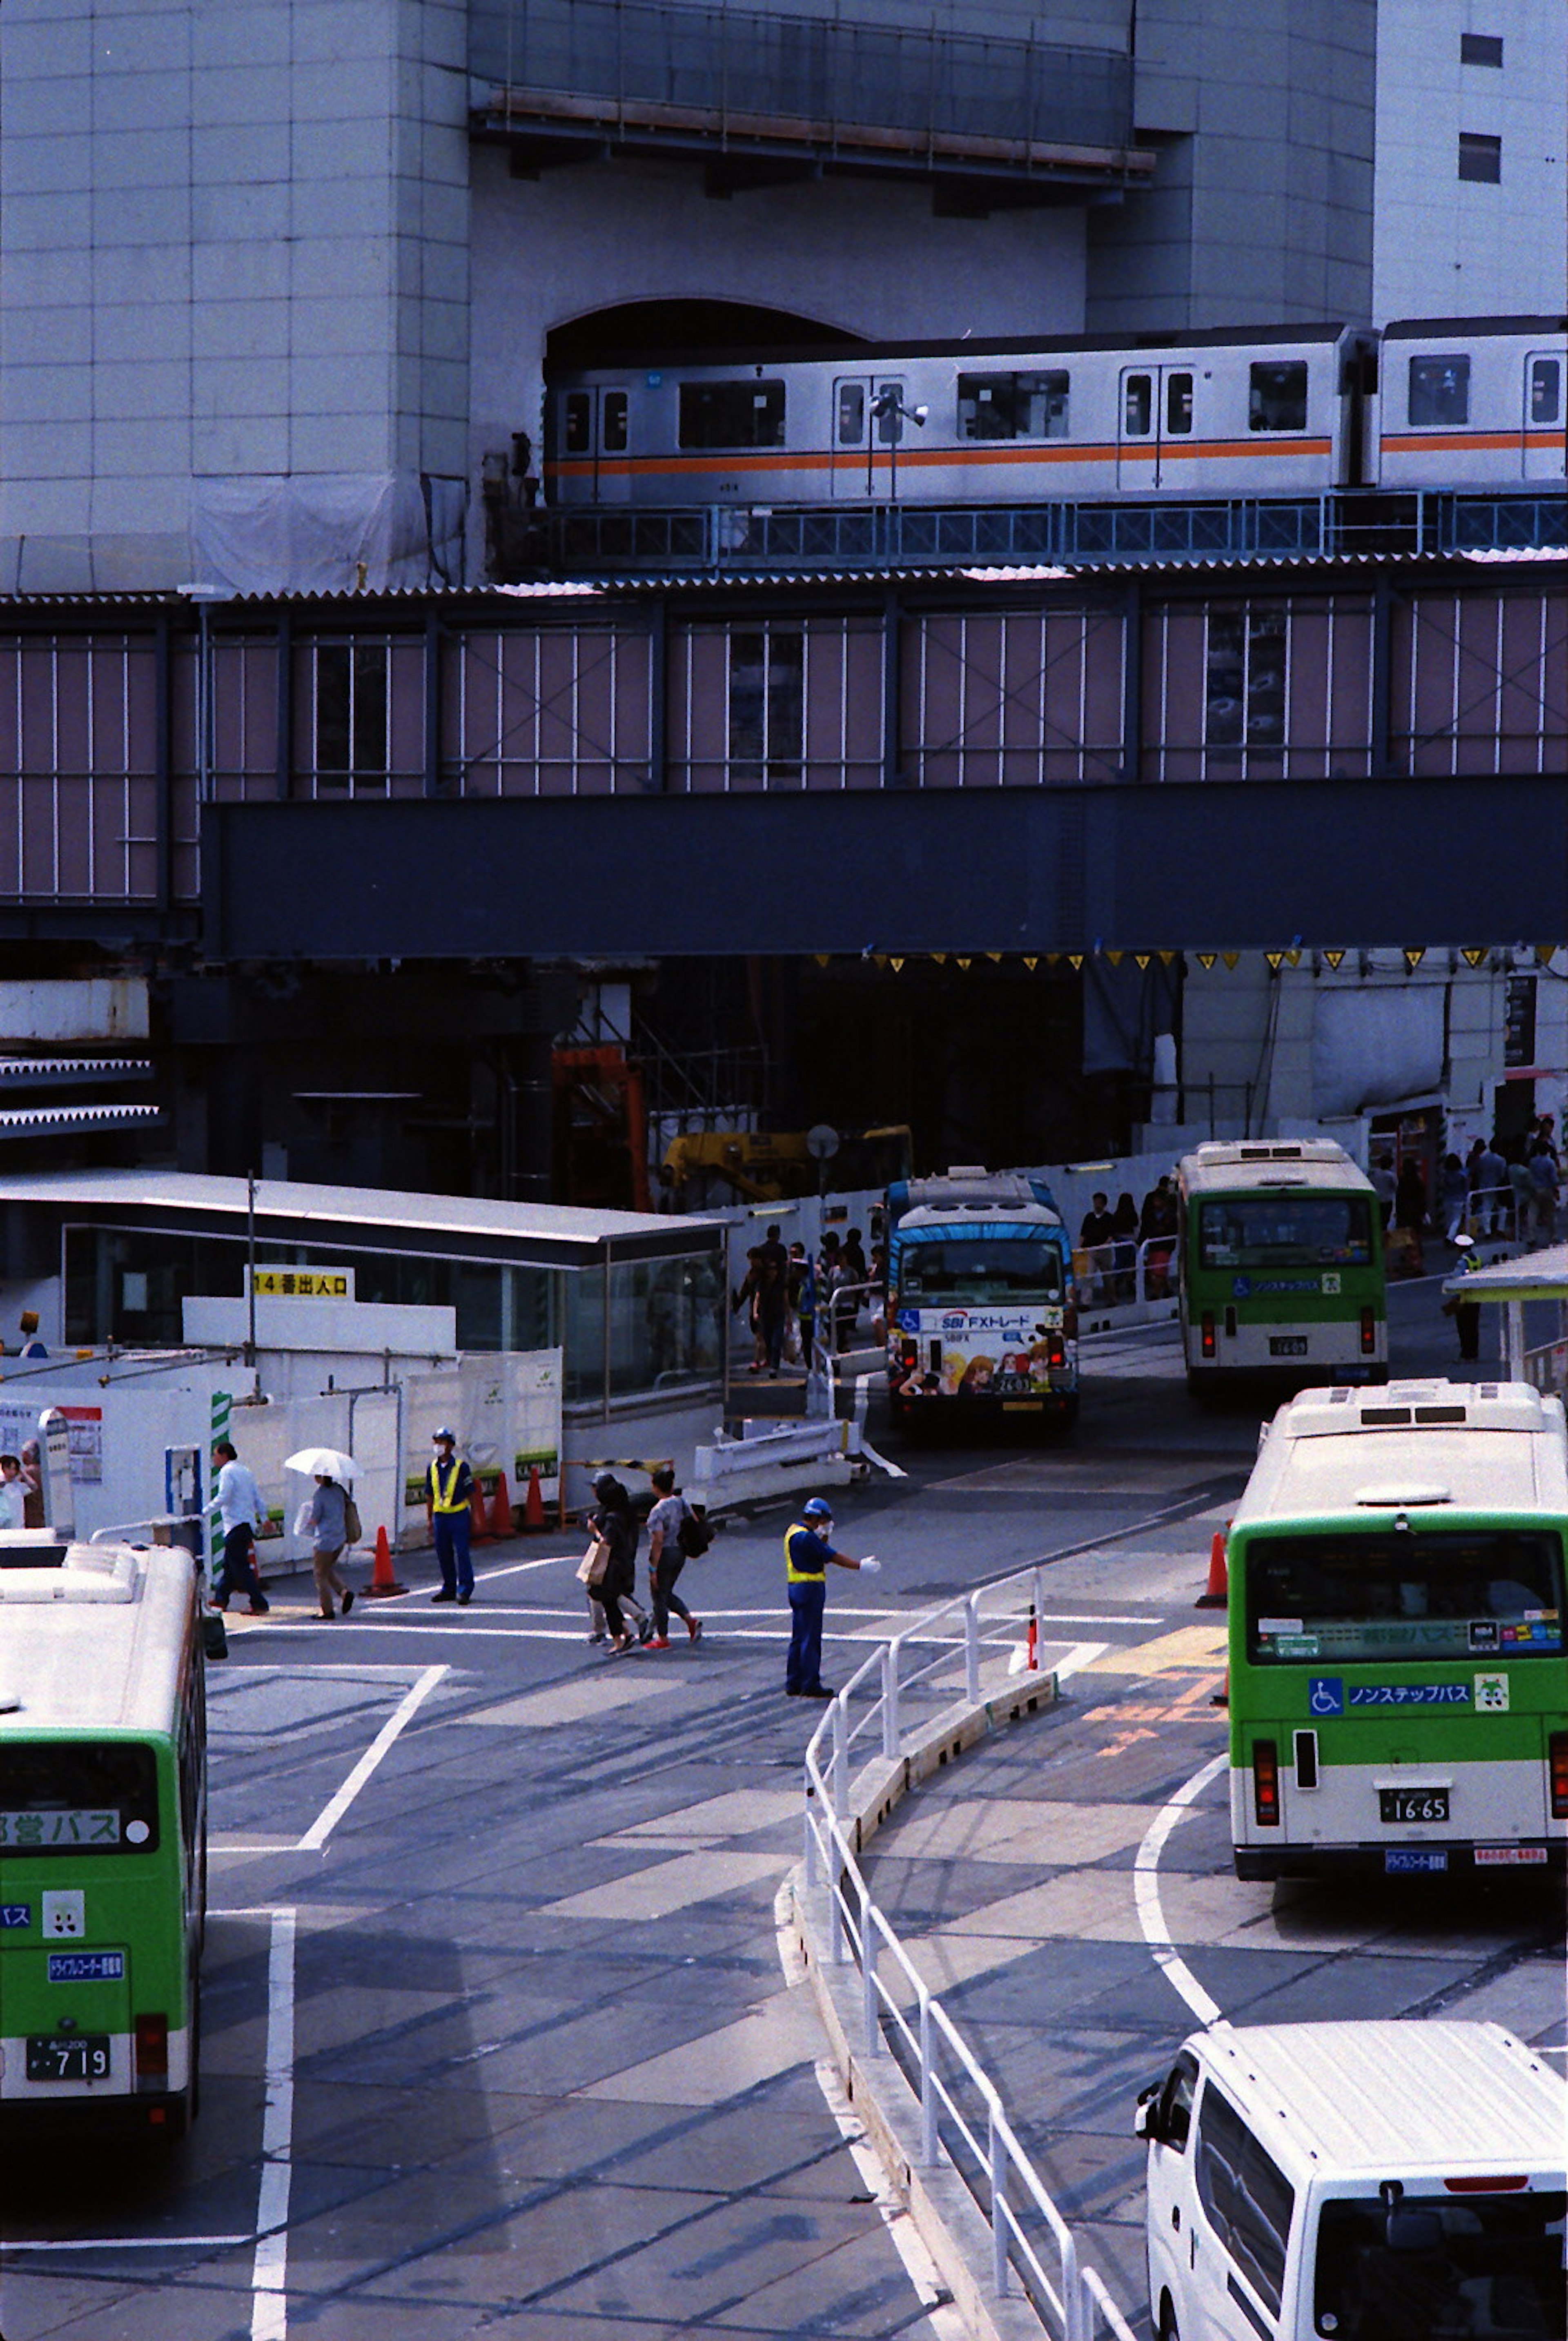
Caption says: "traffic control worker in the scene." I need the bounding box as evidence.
[427,1426,475,1606]
[784,1495,880,1700]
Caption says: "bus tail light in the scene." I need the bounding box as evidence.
[134,2013,168,2088]
[1200,1312,1216,1359]
[1046,1334,1065,1371]
[1549,1732,1568,1819]
[1360,1306,1377,1356]
[1252,1741,1281,1826]
[899,1339,918,1371]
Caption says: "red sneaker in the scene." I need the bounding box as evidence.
[647,1634,670,1648]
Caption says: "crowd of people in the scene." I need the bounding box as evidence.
[1372,1116,1562,1263]
[731,1221,885,1376]
[1076,1176,1179,1303]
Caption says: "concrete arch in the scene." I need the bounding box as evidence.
[545,297,869,367]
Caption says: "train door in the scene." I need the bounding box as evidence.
[558,386,631,502]
[1117,364,1194,489]
[831,376,909,499]
[1523,351,1564,478]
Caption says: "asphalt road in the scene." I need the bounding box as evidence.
[0,1266,1557,2339]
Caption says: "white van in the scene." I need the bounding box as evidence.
[1135,2019,1566,2340]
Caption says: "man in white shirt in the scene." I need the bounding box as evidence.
[211,1439,270,1613]
[0,1452,25,1531]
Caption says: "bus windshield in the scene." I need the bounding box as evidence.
[1314,2190,1567,2341]
[1198,1194,1373,1270]
[1245,1530,1566,1664]
[898,1237,1062,1302]
[0,1739,161,1854]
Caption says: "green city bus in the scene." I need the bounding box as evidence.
[1178,1138,1386,1392]
[0,1531,207,2135]
[1227,1379,1568,1882]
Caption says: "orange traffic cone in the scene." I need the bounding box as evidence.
[470,1479,490,1542]
[366,1524,405,1597]
[489,1470,512,1540]
[523,1465,546,1532]
[1196,1529,1228,1608]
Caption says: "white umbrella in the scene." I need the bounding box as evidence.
[283,1446,359,1481]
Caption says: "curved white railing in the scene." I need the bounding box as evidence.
[800,1568,1140,2341]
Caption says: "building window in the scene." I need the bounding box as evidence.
[1458,132,1501,181]
[310,641,389,793]
[1249,362,1309,432]
[1408,354,1470,426]
[728,628,805,786]
[678,379,786,449]
[1206,607,1287,750]
[1460,31,1503,65]
[957,371,1071,441]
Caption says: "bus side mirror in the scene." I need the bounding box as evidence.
[1135,2084,1162,2143]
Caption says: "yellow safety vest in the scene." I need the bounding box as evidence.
[784,1523,827,1584]
[430,1458,468,1513]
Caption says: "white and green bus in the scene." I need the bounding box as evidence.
[0,1531,207,2136]
[1179,1139,1387,1392]
[1227,1379,1568,1882]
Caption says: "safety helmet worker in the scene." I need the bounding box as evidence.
[432,1426,457,1443]
[802,1497,834,1521]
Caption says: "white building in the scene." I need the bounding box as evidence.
[1374,0,1568,323]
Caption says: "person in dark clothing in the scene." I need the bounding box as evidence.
[1444,1234,1483,1362]
[588,1471,641,1653]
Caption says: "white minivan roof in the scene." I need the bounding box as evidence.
[1195,2021,1566,2177]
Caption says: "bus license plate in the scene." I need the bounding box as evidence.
[1379,1786,1450,1824]
[26,2034,111,2082]
[1269,1336,1308,1356]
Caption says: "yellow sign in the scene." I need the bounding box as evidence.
[249,1269,352,1301]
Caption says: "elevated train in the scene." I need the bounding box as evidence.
[545,315,1566,512]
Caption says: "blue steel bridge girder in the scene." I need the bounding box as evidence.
[203,773,1568,963]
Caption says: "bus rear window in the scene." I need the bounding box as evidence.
[1198,1194,1373,1270]
[899,1238,1062,1302]
[1314,2189,1566,2341]
[1245,1530,1566,1664]
[0,1740,160,1854]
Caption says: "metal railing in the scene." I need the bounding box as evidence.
[536,496,1332,579]
[472,0,1134,158]
[800,1570,1139,2340]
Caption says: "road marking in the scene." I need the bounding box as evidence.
[1133,1751,1229,2029]
[295,1664,448,1850]
[2,2234,253,2253]
[1080,1624,1227,1676]
[250,1905,296,2341]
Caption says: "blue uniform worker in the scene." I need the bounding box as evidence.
[783,1496,880,1699]
[427,1427,475,1604]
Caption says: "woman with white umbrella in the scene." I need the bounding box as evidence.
[285,1448,358,1621]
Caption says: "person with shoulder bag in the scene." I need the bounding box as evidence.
[644,1465,704,1648]
[586,1472,642,1654]
[305,1473,354,1619]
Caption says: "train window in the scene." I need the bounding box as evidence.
[1166,374,1193,435]
[837,384,865,445]
[956,372,1071,441]
[1249,361,1309,432]
[564,394,592,455]
[678,379,786,450]
[1460,32,1503,65]
[1124,374,1152,435]
[602,392,628,453]
[1530,359,1561,425]
[1408,354,1470,425]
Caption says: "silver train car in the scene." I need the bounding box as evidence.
[544,316,1565,508]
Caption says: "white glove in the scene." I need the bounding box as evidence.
[859,1556,882,1575]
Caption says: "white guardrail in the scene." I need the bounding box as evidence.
[799,1568,1140,2341]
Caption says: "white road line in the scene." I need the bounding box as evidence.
[1133,1751,1230,2029]
[295,1664,448,1851]
[2,2234,252,2253]
[250,1904,296,2341]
